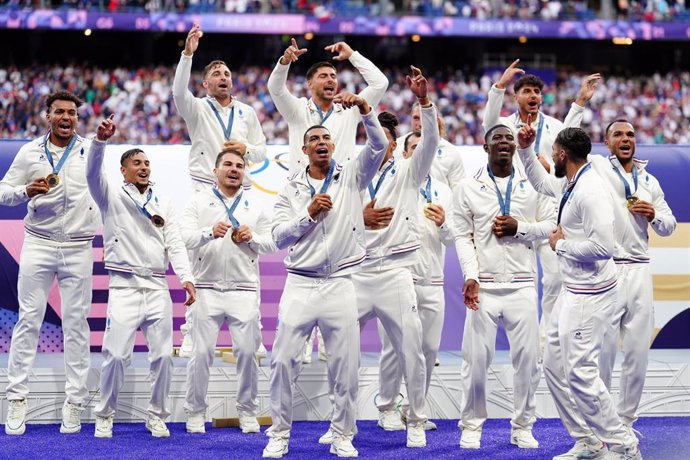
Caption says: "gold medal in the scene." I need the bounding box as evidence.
[46,173,60,188]
[151,215,165,227]
[626,196,639,210]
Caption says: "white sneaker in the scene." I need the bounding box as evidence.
[460,428,482,449]
[257,342,268,358]
[239,414,261,433]
[604,445,642,460]
[406,424,426,448]
[623,424,641,444]
[330,435,358,457]
[377,409,406,431]
[263,437,289,458]
[179,334,193,358]
[186,412,206,433]
[5,399,27,435]
[302,354,312,364]
[511,427,539,448]
[553,439,608,459]
[60,400,83,434]
[423,420,437,431]
[146,415,170,438]
[319,428,335,444]
[318,348,328,362]
[94,415,113,438]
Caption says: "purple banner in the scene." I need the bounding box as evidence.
[1,10,690,40]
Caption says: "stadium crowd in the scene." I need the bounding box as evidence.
[1,63,689,145]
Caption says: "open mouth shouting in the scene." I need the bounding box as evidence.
[527,100,539,112]
[56,120,73,137]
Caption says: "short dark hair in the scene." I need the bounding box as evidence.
[404,132,421,152]
[120,148,146,166]
[484,124,513,143]
[378,111,399,139]
[303,124,329,145]
[306,61,336,80]
[46,91,83,112]
[215,148,245,167]
[513,75,544,93]
[555,128,591,161]
[605,119,633,138]
[203,60,230,79]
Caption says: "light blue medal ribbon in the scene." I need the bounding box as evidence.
[610,160,638,200]
[368,161,395,200]
[213,187,243,229]
[515,111,545,155]
[315,103,334,124]
[419,176,432,203]
[486,166,514,215]
[44,132,78,174]
[557,163,591,225]
[206,99,235,140]
[123,186,162,226]
[306,159,336,198]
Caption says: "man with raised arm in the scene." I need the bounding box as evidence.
[453,124,555,450]
[173,24,268,357]
[263,92,388,459]
[181,148,277,435]
[517,122,641,460]
[1,91,98,436]
[267,37,389,175]
[87,116,196,439]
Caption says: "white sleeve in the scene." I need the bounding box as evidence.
[354,109,389,191]
[411,105,440,186]
[163,203,195,285]
[515,192,557,241]
[648,175,677,237]
[482,84,506,132]
[172,52,198,121]
[452,185,480,282]
[349,51,389,107]
[517,145,563,198]
[180,197,214,250]
[555,190,614,262]
[267,59,303,121]
[247,209,279,255]
[243,106,268,164]
[0,145,31,206]
[563,103,585,128]
[86,140,110,211]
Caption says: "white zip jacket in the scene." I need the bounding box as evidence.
[181,187,277,290]
[483,84,584,171]
[518,145,617,294]
[173,52,267,185]
[410,176,455,286]
[588,154,676,263]
[272,109,388,277]
[87,140,194,289]
[394,136,466,193]
[0,134,99,246]
[453,164,556,288]
[362,105,439,271]
[267,51,388,174]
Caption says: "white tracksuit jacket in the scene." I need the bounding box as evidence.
[267,51,388,174]
[87,140,194,288]
[181,187,277,289]
[0,134,99,244]
[173,52,267,185]
[271,109,388,276]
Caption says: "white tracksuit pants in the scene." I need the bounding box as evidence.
[600,263,654,425]
[543,286,636,450]
[377,283,444,411]
[94,287,174,419]
[266,274,360,440]
[6,239,92,405]
[537,240,562,356]
[354,267,428,426]
[459,285,540,431]
[184,289,261,416]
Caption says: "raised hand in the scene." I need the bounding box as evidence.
[26,177,50,198]
[333,92,370,114]
[496,59,525,89]
[324,42,353,61]
[280,37,308,65]
[96,114,116,142]
[184,24,203,57]
[517,114,536,149]
[406,65,429,103]
[363,198,394,230]
[575,73,602,106]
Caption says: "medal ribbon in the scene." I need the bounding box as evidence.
[206,99,235,140]
[306,159,336,198]
[315,103,334,124]
[557,163,591,225]
[44,132,78,175]
[213,187,243,229]
[610,160,638,200]
[368,160,395,200]
[419,176,432,204]
[487,166,514,216]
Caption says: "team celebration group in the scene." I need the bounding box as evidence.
[1,25,677,460]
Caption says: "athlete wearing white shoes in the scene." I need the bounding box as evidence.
[591,120,676,435]
[517,124,641,460]
[1,91,98,436]
[263,92,387,459]
[87,116,196,439]
[181,149,277,435]
[173,24,268,357]
[454,124,555,450]
[482,62,600,356]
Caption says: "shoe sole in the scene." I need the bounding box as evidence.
[60,424,81,434]
[147,423,170,438]
[186,426,206,434]
[241,426,261,434]
[329,445,358,457]
[377,423,406,431]
[407,441,426,448]
[94,431,112,438]
[5,424,26,436]
[460,442,480,449]
[262,448,288,458]
[511,438,539,449]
